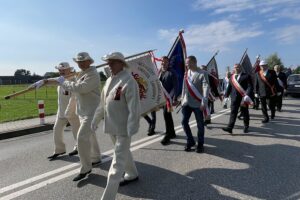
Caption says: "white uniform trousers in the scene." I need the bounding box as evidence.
[78,116,101,174]
[101,135,138,200]
[53,116,79,154]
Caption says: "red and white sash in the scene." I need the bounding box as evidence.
[160,82,173,112]
[277,78,284,88]
[231,74,253,106]
[184,72,209,118]
[259,70,276,96]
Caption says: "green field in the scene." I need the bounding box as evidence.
[0,85,58,123]
[0,83,105,123]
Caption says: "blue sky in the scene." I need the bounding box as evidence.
[0,0,300,77]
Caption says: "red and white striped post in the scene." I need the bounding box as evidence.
[38,100,45,125]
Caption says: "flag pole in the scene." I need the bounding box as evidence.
[239,48,248,65]
[167,29,184,58]
[206,50,219,66]
[4,49,157,100]
[95,49,157,69]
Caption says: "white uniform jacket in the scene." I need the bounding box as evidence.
[61,66,100,117]
[93,69,141,137]
[56,86,77,119]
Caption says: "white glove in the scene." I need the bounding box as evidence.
[48,76,65,84]
[277,92,282,96]
[243,95,251,102]
[57,76,65,84]
[91,121,98,132]
[254,93,259,98]
[201,97,208,108]
[32,80,44,89]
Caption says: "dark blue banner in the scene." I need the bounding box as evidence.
[168,37,186,97]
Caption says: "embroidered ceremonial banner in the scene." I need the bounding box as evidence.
[104,53,166,115]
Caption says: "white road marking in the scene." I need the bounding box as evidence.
[211,184,263,200]
[0,109,230,200]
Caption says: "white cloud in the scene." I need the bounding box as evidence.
[193,0,254,14]
[274,25,300,44]
[275,8,300,20]
[193,0,300,20]
[158,20,263,52]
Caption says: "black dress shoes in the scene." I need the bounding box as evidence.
[196,145,204,153]
[119,176,139,186]
[244,127,249,133]
[72,170,91,181]
[47,152,65,160]
[204,119,211,125]
[169,133,177,139]
[147,127,155,136]
[68,149,78,156]
[161,136,170,145]
[184,142,196,152]
[262,118,269,123]
[222,127,232,134]
[184,146,193,152]
[271,114,275,119]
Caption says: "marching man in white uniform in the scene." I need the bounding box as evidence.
[51,52,102,181]
[92,52,140,200]
[46,62,80,160]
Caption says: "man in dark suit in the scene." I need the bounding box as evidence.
[254,60,280,123]
[201,65,221,124]
[222,64,253,134]
[159,56,179,145]
[274,65,287,112]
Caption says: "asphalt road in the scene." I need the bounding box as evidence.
[1,97,300,200]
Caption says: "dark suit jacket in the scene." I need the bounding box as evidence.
[159,68,178,100]
[254,69,280,97]
[277,71,287,92]
[225,72,253,104]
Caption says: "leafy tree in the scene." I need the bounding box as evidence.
[99,71,107,81]
[294,66,300,74]
[266,53,283,69]
[44,72,59,78]
[14,69,31,76]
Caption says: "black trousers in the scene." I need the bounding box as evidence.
[228,101,249,129]
[260,96,276,120]
[208,100,214,114]
[143,111,156,129]
[163,106,176,137]
[276,94,283,110]
[254,97,260,109]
